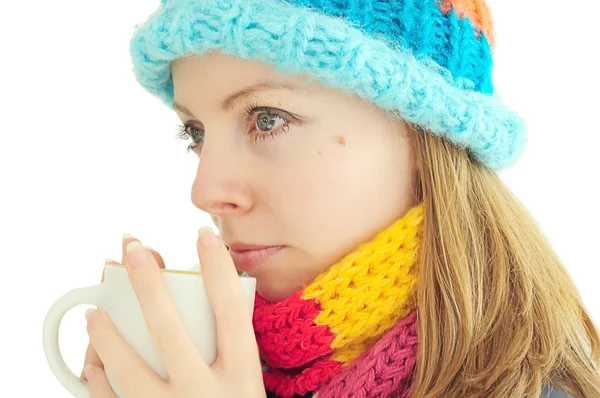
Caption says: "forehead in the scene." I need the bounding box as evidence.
[171,52,317,89]
[170,52,341,116]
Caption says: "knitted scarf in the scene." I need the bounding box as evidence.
[252,203,424,398]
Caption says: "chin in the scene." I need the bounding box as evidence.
[255,276,299,303]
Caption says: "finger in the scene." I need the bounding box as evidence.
[145,246,166,269]
[83,249,164,381]
[82,259,119,380]
[122,233,166,269]
[84,365,118,398]
[121,233,137,267]
[123,237,209,380]
[196,227,259,367]
[104,233,166,287]
[103,240,166,280]
[86,308,166,396]
[80,341,103,381]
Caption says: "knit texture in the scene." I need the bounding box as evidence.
[252,203,424,397]
[318,311,419,398]
[130,0,527,170]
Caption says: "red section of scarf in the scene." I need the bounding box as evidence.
[253,291,419,397]
[253,291,336,368]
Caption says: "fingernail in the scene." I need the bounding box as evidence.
[85,308,99,328]
[105,258,117,265]
[125,240,146,268]
[143,245,154,251]
[198,227,219,248]
[123,232,135,241]
[84,364,96,381]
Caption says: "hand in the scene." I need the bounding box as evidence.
[80,235,166,381]
[82,228,266,398]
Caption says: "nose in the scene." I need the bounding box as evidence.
[191,137,253,218]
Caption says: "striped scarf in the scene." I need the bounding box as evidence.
[253,203,424,398]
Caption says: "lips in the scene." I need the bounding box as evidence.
[228,246,284,272]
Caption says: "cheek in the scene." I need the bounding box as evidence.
[278,148,352,214]
[272,130,412,238]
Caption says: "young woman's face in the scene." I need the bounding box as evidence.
[171,52,418,302]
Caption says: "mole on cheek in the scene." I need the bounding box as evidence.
[335,136,346,146]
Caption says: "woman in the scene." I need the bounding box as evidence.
[80,0,600,397]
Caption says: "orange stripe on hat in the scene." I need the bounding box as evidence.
[438,0,495,47]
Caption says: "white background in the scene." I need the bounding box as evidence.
[1,0,598,396]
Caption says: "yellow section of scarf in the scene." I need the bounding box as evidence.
[302,203,424,365]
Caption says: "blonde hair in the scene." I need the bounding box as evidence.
[405,125,600,397]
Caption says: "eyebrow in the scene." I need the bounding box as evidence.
[173,80,303,118]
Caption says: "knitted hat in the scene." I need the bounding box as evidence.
[129,0,527,170]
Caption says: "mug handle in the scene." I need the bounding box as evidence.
[42,284,104,398]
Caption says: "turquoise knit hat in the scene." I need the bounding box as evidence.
[129,0,527,170]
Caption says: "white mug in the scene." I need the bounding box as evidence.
[42,264,257,398]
